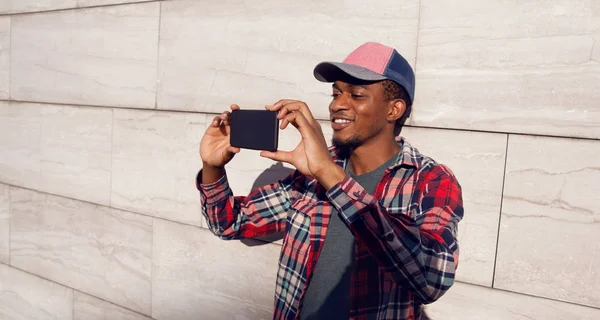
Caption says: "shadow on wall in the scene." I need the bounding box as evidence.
[240,162,294,247]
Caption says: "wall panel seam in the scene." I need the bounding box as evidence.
[7,15,11,100]
[0,0,161,17]
[2,99,598,142]
[491,134,510,288]
[153,1,162,109]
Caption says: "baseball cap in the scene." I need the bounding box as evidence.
[313,42,415,104]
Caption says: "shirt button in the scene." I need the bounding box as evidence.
[353,191,361,197]
[385,234,395,242]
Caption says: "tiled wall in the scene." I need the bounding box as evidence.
[0,1,599,319]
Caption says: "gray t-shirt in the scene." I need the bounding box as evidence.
[299,152,399,320]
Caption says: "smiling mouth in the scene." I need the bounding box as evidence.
[332,119,353,124]
[331,118,353,131]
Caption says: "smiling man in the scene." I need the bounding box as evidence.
[197,42,464,320]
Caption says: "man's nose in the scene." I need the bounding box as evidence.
[330,95,350,113]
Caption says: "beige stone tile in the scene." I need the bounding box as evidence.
[0,184,8,264]
[0,102,42,189]
[74,291,152,320]
[70,206,152,315]
[152,218,280,320]
[40,105,112,206]
[10,187,152,315]
[0,263,73,320]
[10,3,159,108]
[8,188,67,282]
[0,17,9,100]
[111,109,205,226]
[413,0,600,139]
[426,281,600,320]
[157,0,419,120]
[496,135,600,308]
[0,0,76,14]
[401,127,506,287]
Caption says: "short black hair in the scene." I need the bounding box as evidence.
[382,79,412,136]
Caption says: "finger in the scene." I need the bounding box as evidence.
[274,103,302,122]
[276,105,291,119]
[260,150,293,163]
[271,100,317,127]
[280,117,294,130]
[267,99,303,112]
[210,115,222,127]
[230,104,240,111]
[226,146,240,154]
[268,99,297,111]
[221,111,232,125]
[282,112,312,137]
[266,99,286,111]
[218,111,231,120]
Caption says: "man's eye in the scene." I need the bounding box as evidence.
[351,94,364,99]
[331,93,341,98]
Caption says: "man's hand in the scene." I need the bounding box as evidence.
[199,104,241,184]
[260,100,345,189]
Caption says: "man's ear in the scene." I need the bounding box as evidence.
[388,99,406,122]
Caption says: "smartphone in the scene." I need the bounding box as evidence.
[230,109,279,152]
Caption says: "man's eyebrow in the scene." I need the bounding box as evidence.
[332,83,367,90]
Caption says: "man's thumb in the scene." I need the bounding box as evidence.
[260,150,290,163]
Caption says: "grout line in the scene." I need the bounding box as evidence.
[150,218,155,319]
[491,133,510,288]
[0,262,154,318]
[72,288,75,319]
[4,98,205,115]
[406,0,422,127]
[0,0,161,17]
[2,99,599,142]
[109,108,115,208]
[153,1,162,110]
[7,186,10,266]
[7,15,11,101]
[403,123,600,142]
[413,0,422,74]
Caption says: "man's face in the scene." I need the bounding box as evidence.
[329,80,392,149]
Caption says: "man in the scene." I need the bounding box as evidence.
[197,42,463,320]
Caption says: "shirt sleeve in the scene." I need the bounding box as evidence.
[196,169,302,240]
[325,164,464,304]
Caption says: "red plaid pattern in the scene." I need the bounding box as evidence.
[198,138,464,320]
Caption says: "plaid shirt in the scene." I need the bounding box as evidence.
[197,138,463,320]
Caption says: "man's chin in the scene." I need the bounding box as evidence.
[332,137,361,159]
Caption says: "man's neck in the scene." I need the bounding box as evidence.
[348,136,401,176]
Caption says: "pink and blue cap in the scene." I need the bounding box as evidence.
[313,42,415,104]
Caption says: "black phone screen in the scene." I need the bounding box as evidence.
[230,109,279,152]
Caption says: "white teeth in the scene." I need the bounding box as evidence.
[333,119,351,124]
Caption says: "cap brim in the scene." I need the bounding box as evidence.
[313,62,387,83]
